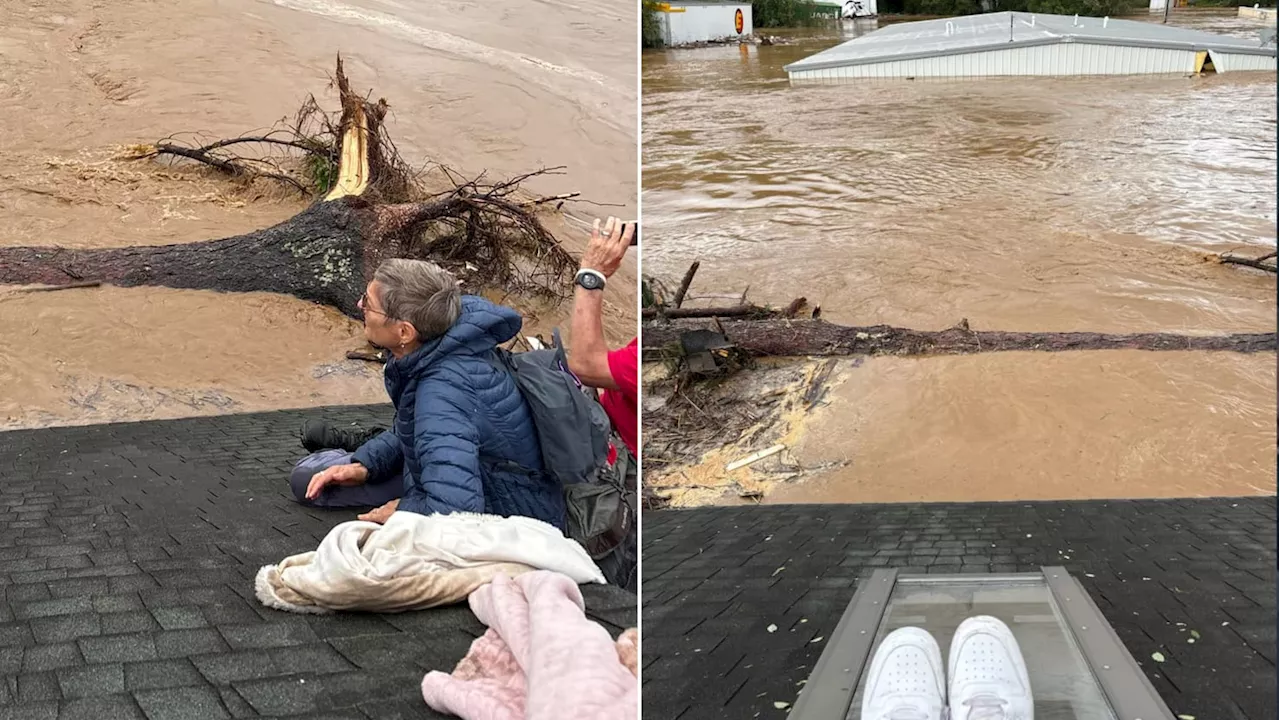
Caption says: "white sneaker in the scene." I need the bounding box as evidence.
[860,627,945,720]
[947,616,1035,720]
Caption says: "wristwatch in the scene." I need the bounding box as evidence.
[575,269,606,291]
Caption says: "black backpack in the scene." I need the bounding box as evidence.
[488,337,611,487]
[487,334,635,580]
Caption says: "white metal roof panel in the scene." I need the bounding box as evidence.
[785,12,1277,73]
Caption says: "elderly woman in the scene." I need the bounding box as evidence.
[289,259,563,528]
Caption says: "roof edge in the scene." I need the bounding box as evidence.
[784,35,1276,74]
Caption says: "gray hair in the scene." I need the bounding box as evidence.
[372,259,462,341]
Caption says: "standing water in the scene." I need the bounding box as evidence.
[0,0,638,430]
[643,11,1276,503]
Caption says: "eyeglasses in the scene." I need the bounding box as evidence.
[358,292,390,319]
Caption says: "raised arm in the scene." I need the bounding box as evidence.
[567,217,634,390]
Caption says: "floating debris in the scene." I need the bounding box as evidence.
[726,444,787,472]
[767,624,778,633]
[810,636,824,644]
[774,701,791,710]
[1152,652,1166,663]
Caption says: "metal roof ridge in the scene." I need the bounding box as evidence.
[783,12,1279,74]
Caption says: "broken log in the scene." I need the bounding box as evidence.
[672,261,700,308]
[8,281,102,294]
[642,318,1277,358]
[0,55,576,317]
[641,299,807,321]
[1221,251,1278,273]
[641,304,770,320]
[346,348,389,363]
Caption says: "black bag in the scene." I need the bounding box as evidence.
[489,341,611,488]
[488,333,636,588]
[578,443,637,592]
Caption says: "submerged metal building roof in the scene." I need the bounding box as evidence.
[785,12,1278,79]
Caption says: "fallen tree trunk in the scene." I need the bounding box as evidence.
[642,318,1277,358]
[0,198,472,316]
[0,56,576,317]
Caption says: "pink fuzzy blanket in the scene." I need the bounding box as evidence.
[421,571,638,720]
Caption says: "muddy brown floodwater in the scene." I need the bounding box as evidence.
[0,0,637,430]
[643,11,1277,504]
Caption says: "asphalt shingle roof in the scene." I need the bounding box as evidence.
[0,405,635,719]
[642,498,1277,720]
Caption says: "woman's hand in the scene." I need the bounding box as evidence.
[358,499,400,524]
[306,463,369,500]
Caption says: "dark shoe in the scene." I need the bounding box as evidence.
[301,419,388,453]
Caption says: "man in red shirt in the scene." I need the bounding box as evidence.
[566,216,637,591]
[567,217,637,455]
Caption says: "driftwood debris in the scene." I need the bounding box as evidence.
[1221,250,1278,274]
[641,262,1277,360]
[672,260,700,308]
[643,304,770,320]
[8,281,102,294]
[345,348,389,363]
[645,319,1276,358]
[641,257,1276,510]
[725,444,786,472]
[643,261,816,320]
[0,56,577,317]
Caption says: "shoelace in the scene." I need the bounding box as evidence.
[962,694,1010,720]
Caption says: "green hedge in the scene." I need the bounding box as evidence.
[754,0,823,27]
[643,1,665,47]
[882,0,1148,14]
[900,0,981,13]
[643,0,821,43]
[1009,0,1144,15]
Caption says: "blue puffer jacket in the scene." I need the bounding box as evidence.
[351,296,565,529]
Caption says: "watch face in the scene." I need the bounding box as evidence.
[577,273,604,290]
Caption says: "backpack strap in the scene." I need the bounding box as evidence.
[481,455,543,478]
[477,349,545,480]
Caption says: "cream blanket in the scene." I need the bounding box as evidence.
[255,511,606,614]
